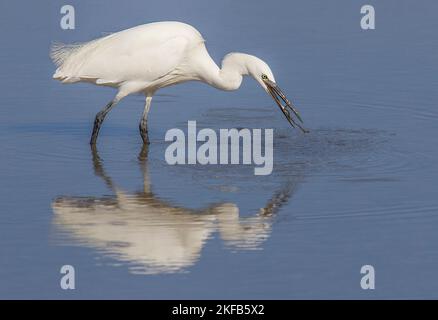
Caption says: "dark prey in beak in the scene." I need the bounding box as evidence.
[264,79,308,133]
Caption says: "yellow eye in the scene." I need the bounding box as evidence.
[261,74,268,80]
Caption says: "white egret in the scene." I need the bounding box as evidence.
[51,21,306,145]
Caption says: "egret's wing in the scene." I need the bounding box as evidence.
[79,37,191,84]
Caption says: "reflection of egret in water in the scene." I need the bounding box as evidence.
[52,146,299,274]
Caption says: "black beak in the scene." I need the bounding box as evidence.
[264,79,308,133]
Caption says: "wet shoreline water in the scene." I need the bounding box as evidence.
[1,1,438,298]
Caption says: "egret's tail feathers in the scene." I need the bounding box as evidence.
[50,42,86,67]
[50,37,112,83]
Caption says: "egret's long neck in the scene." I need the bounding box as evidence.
[200,52,252,91]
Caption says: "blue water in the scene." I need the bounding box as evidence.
[1,0,438,299]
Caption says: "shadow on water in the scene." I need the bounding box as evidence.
[51,145,301,274]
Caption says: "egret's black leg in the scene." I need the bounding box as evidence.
[90,100,117,145]
[139,120,149,145]
[139,96,152,145]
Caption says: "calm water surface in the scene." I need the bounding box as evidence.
[1,1,438,298]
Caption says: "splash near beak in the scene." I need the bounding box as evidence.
[264,78,308,133]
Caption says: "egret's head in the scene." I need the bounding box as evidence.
[246,57,275,92]
[248,56,307,133]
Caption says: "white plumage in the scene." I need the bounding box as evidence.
[51,21,305,145]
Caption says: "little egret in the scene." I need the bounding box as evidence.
[51,21,306,145]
